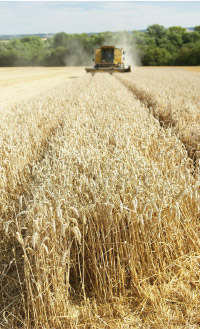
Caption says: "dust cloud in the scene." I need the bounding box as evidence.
[102,31,141,69]
[64,32,141,68]
[64,39,93,67]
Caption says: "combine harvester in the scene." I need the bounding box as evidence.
[85,46,131,74]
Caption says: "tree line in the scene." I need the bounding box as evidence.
[0,24,200,66]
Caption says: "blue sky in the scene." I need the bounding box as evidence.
[0,1,200,35]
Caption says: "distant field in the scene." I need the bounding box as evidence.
[0,67,85,110]
[0,67,200,329]
[184,66,200,72]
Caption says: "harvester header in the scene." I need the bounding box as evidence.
[85,46,131,73]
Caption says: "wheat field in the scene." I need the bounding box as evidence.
[0,67,85,112]
[0,67,200,329]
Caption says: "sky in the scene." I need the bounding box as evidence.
[0,1,200,35]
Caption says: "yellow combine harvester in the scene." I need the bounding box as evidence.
[85,46,131,73]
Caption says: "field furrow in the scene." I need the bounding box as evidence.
[1,72,200,328]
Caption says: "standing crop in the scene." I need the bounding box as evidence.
[0,69,200,328]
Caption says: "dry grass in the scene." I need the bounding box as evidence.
[0,69,200,328]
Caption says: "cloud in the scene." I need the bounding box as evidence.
[0,2,199,35]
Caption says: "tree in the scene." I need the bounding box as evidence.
[194,26,200,33]
[167,26,186,47]
[0,26,199,67]
[183,31,200,43]
[53,32,69,48]
[0,49,18,66]
[146,24,167,45]
[142,47,172,66]
[132,31,146,45]
[43,47,67,66]
[176,42,200,65]
[21,36,43,48]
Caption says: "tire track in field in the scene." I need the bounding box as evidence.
[114,74,200,172]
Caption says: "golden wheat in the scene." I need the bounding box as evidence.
[0,68,200,328]
[116,67,200,163]
[0,67,85,112]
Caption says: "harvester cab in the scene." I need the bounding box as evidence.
[85,46,131,73]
